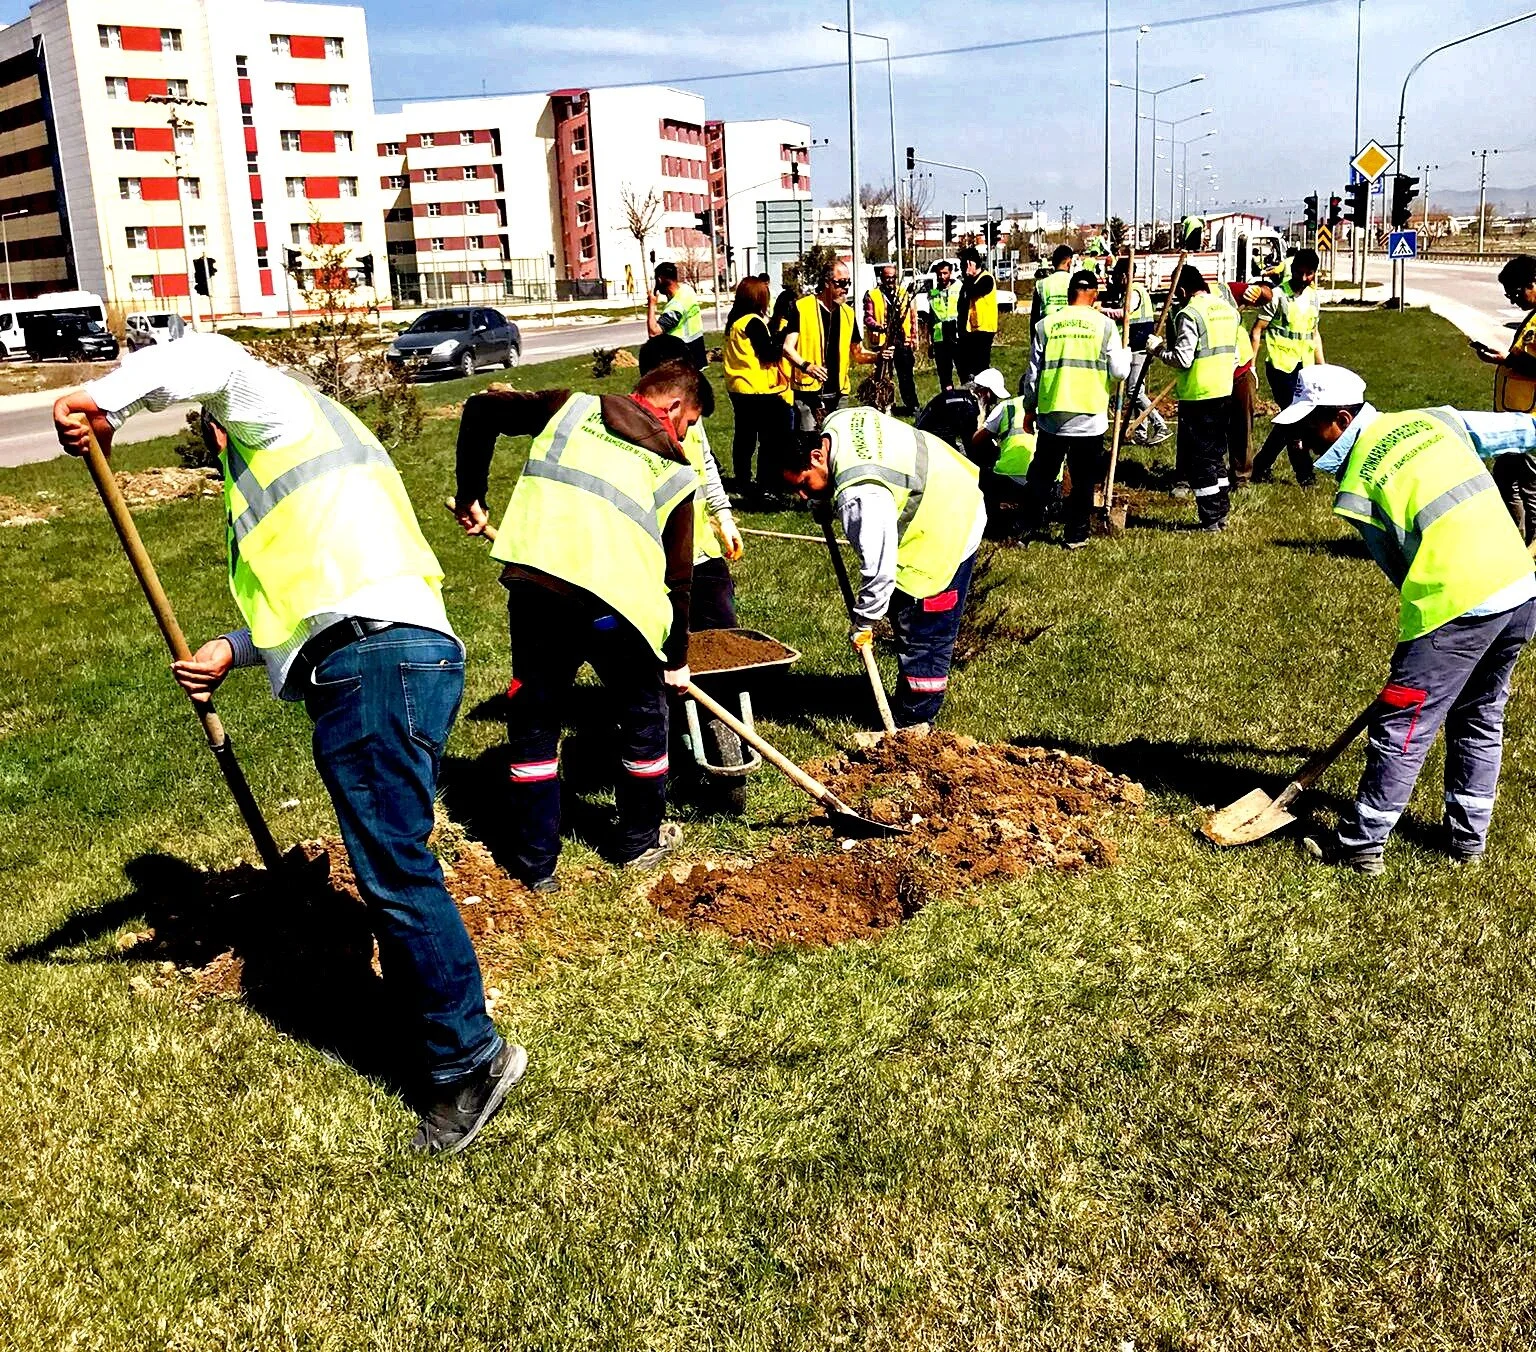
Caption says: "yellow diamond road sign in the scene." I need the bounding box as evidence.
[1352,140,1393,183]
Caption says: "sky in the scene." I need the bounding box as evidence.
[6,0,1532,223]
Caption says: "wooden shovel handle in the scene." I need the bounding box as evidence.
[858,640,898,733]
[820,515,896,732]
[1273,699,1379,812]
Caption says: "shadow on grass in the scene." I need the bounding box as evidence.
[1272,536,1372,560]
[8,851,428,1103]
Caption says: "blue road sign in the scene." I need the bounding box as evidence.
[1388,230,1418,259]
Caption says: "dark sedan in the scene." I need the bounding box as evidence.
[385,306,521,379]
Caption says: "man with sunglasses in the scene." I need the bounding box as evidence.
[1472,255,1536,540]
[782,261,875,426]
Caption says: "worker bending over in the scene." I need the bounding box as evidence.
[955,246,999,381]
[782,406,986,727]
[1251,248,1324,485]
[1147,265,1241,531]
[647,262,705,369]
[1019,269,1130,548]
[452,361,710,888]
[1473,255,1536,541]
[925,260,961,390]
[782,260,874,427]
[1279,365,1536,874]
[864,264,919,415]
[54,334,522,1157]
[914,366,1008,455]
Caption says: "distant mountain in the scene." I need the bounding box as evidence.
[1423,185,1536,215]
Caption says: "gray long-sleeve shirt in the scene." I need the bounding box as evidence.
[1019,306,1130,436]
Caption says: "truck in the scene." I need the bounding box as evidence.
[1128,212,1285,302]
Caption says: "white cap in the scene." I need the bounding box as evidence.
[970,368,1009,402]
[1271,364,1367,425]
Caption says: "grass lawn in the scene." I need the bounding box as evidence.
[5,308,1536,1349]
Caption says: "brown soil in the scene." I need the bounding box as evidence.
[687,628,793,674]
[650,730,1143,948]
[115,465,221,507]
[613,348,639,368]
[0,494,59,526]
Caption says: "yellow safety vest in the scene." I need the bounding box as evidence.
[867,287,913,344]
[1037,307,1115,417]
[1036,270,1071,322]
[1235,322,1254,371]
[792,294,856,393]
[1334,408,1533,641]
[928,280,959,329]
[967,271,999,333]
[1495,308,1536,414]
[1174,291,1239,401]
[826,406,983,598]
[682,423,722,562]
[722,312,787,397]
[1127,283,1154,324]
[1263,279,1320,374]
[223,387,442,688]
[492,394,700,659]
[992,397,1055,481]
[659,284,703,344]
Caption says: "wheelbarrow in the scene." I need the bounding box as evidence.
[680,628,800,816]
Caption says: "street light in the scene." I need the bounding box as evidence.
[1146,107,1212,239]
[1141,74,1204,242]
[1,208,28,301]
[1177,133,1218,215]
[823,22,900,270]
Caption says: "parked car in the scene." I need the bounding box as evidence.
[385,307,521,379]
[22,313,119,362]
[124,310,185,351]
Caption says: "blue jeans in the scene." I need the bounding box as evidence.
[888,551,976,726]
[304,624,501,1088]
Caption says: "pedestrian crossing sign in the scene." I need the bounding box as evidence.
[1388,230,1417,259]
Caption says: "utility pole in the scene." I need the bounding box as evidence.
[1418,162,1438,241]
[845,0,860,283]
[1474,147,1500,256]
[1103,0,1111,238]
[1060,204,1073,240]
[147,95,208,330]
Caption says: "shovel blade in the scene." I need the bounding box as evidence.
[827,807,909,839]
[1201,788,1296,846]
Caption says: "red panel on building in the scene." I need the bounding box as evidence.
[308,221,344,245]
[288,34,327,59]
[140,177,179,201]
[238,78,253,104]
[144,225,182,249]
[474,129,492,144]
[298,129,334,153]
[294,84,330,107]
[305,176,340,198]
[253,222,268,248]
[249,175,263,200]
[135,126,173,153]
[438,236,467,250]
[260,269,275,296]
[244,127,257,153]
[126,77,168,101]
[121,26,163,53]
[153,272,190,297]
[480,200,498,215]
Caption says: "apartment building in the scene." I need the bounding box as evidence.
[0,0,385,317]
[717,118,811,277]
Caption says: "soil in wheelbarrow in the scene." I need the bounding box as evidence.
[650,730,1144,948]
[688,628,793,674]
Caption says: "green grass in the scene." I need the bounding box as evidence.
[4,309,1536,1349]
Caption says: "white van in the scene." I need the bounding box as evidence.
[0,290,108,358]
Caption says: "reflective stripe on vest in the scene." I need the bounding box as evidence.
[1037,270,1071,321]
[661,284,703,343]
[1334,407,1534,640]
[492,394,697,658]
[792,294,855,393]
[993,398,1055,481]
[1495,308,1536,414]
[1263,280,1320,374]
[1037,308,1114,417]
[928,281,959,327]
[868,287,913,343]
[825,406,982,599]
[968,272,998,332]
[722,313,787,397]
[1175,292,1239,401]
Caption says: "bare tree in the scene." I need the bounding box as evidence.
[898,176,934,250]
[619,184,664,287]
[826,182,894,210]
[676,237,709,287]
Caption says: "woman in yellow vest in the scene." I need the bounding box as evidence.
[1473,255,1536,541]
[1275,363,1536,874]
[721,276,793,501]
[54,333,524,1157]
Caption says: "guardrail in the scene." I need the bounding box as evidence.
[1416,250,1523,265]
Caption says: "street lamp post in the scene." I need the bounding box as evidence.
[1,208,29,300]
[1165,109,1212,239]
[1178,135,1217,214]
[823,22,899,271]
[844,2,860,282]
[1142,74,1204,243]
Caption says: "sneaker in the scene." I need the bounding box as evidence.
[1303,834,1385,875]
[1145,425,1171,446]
[528,874,560,894]
[1170,484,1192,500]
[622,821,683,871]
[1064,538,1089,550]
[409,1042,528,1157]
[1449,851,1485,869]
[1198,519,1229,533]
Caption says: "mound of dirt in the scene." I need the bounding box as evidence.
[650,731,1143,947]
[115,465,221,507]
[0,494,59,527]
[688,628,794,674]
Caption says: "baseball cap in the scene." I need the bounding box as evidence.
[971,368,1008,402]
[1270,364,1367,426]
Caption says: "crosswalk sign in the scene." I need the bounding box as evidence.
[1388,230,1418,259]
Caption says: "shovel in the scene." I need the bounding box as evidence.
[682,681,906,838]
[818,514,898,734]
[1094,243,1139,534]
[1202,700,1377,845]
[79,422,289,875]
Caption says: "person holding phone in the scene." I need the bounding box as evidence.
[1473,255,1536,541]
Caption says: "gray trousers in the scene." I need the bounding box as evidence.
[1123,351,1167,440]
[1340,597,1536,856]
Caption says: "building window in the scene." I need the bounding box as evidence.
[470,267,487,284]
[427,202,442,217]
[235,55,248,76]
[466,235,482,249]
[99,25,121,49]
[112,127,136,150]
[276,83,296,103]
[242,110,254,127]
[125,226,147,249]
[255,247,269,267]
[270,34,291,56]
[460,131,474,145]
[281,130,302,152]
[175,126,194,150]
[579,236,594,262]
[286,176,305,198]
[381,141,402,155]
[246,152,259,170]
[130,275,153,296]
[423,168,438,183]
[329,85,350,105]
[188,225,206,249]
[420,133,435,148]
[576,200,592,226]
[343,222,363,242]
[385,174,407,189]
[430,238,444,251]
[574,163,590,189]
[290,223,307,244]
[119,177,142,200]
[179,177,201,198]
[105,77,127,101]
[572,126,588,153]
[334,131,353,152]
[338,177,357,197]
[252,203,264,221]
[325,36,344,58]
[167,79,189,99]
[161,29,182,52]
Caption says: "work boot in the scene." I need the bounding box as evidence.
[410,1042,528,1157]
[622,821,683,871]
[1303,833,1385,876]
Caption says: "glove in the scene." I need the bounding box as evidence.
[849,627,874,650]
[1143,334,1165,356]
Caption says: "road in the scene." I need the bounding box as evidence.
[1364,256,1521,351]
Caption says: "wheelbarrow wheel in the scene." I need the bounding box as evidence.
[704,716,748,816]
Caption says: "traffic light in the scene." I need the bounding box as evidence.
[725,244,735,267]
[943,213,956,244]
[1345,180,1369,228]
[905,145,915,172]
[1328,194,1342,229]
[1390,173,1420,229]
[1304,193,1319,233]
[356,252,374,286]
[192,254,216,296]
[284,247,303,272]
[695,208,712,237]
